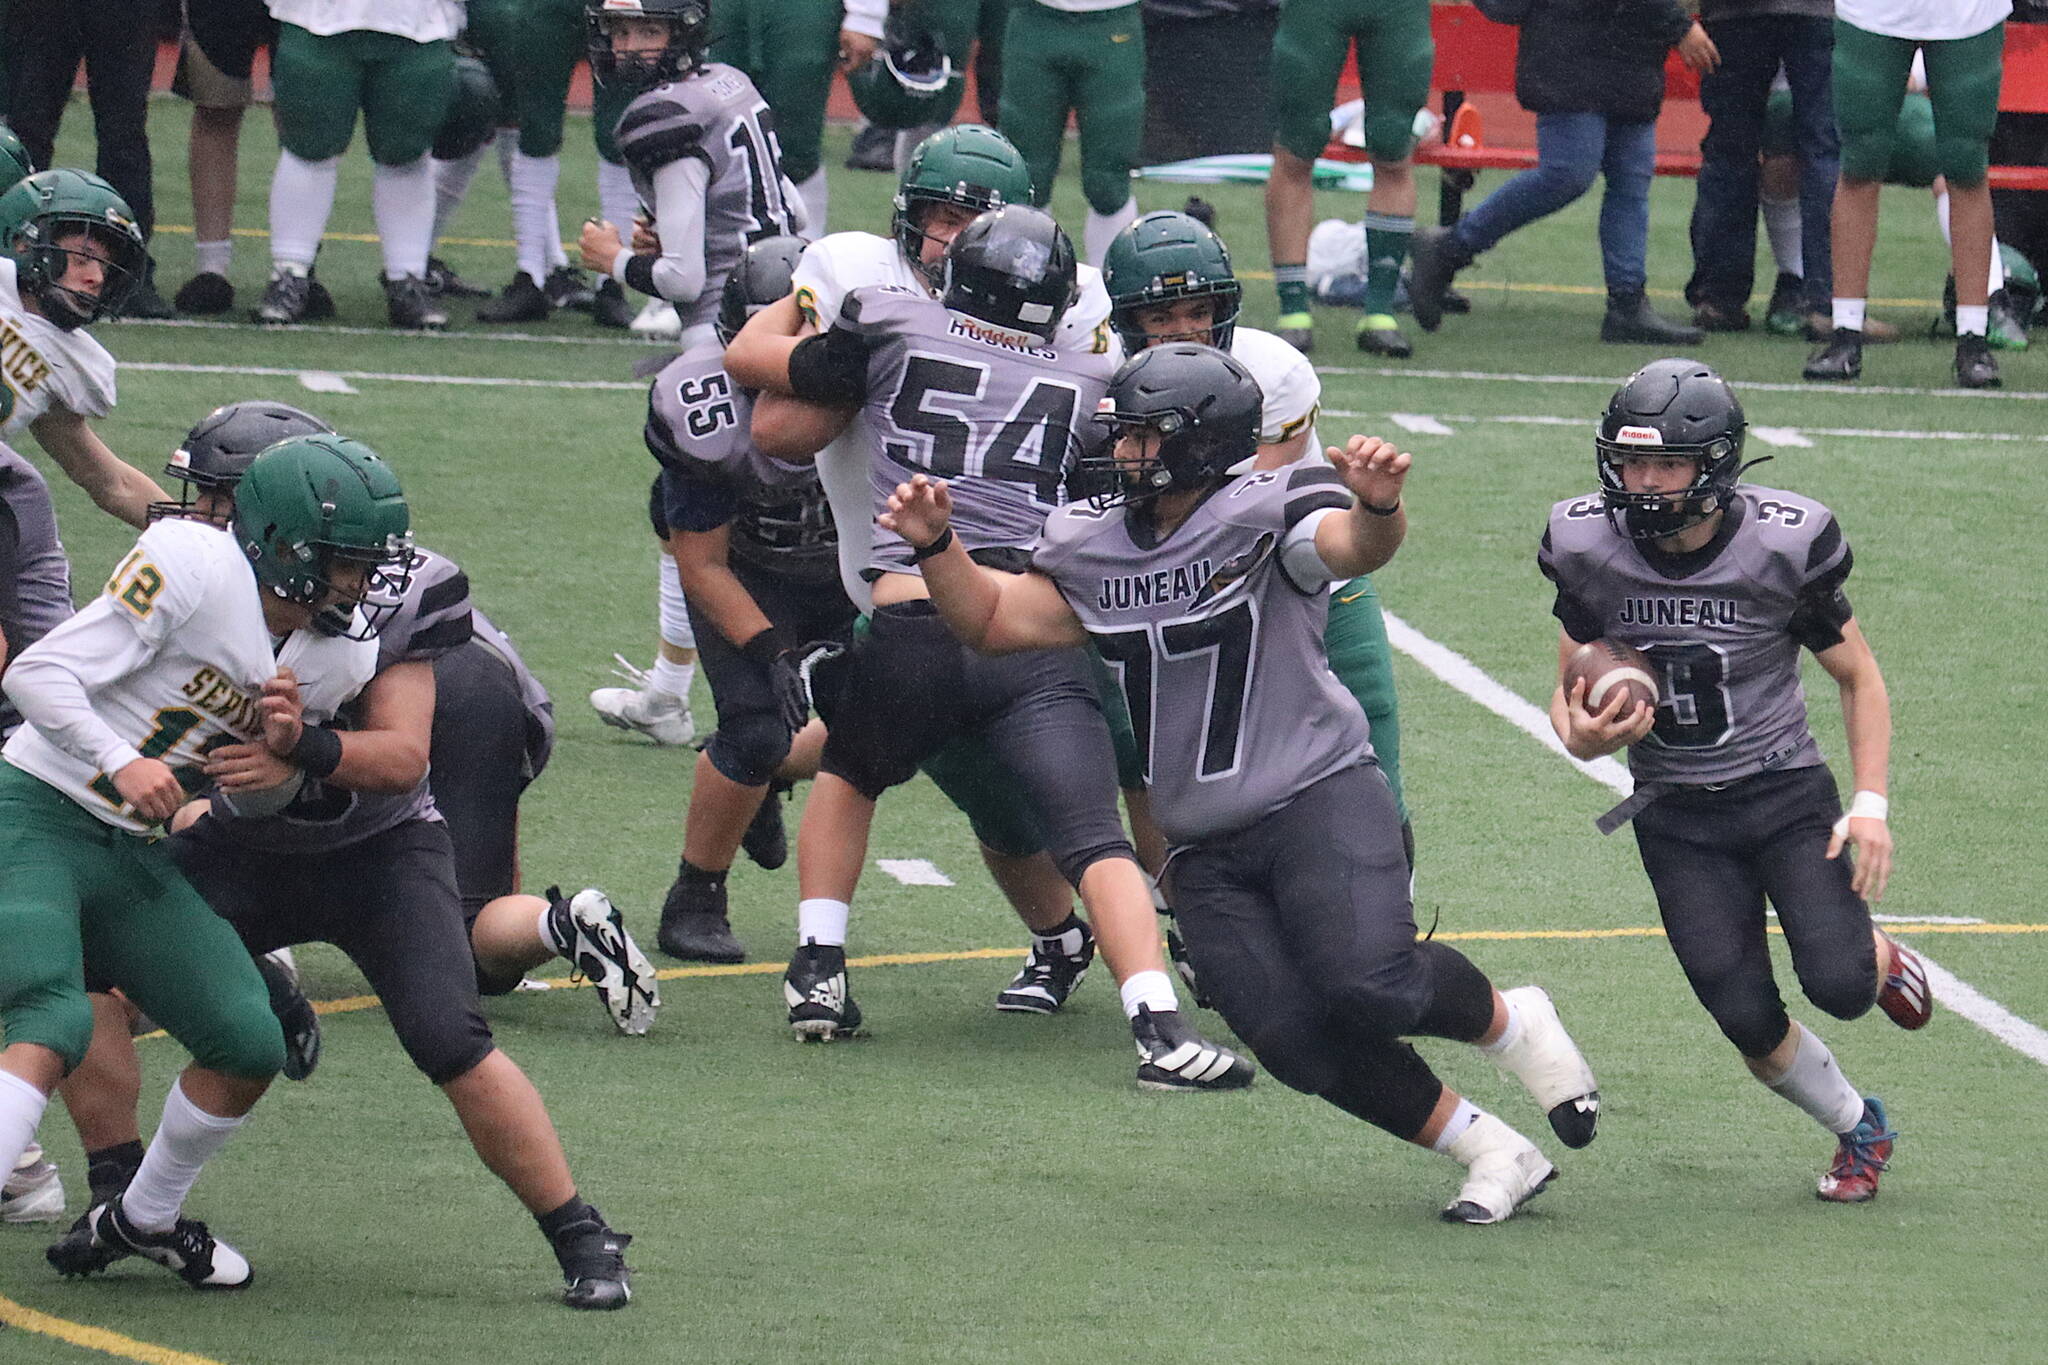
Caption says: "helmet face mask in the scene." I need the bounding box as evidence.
[1594,358,1752,542]
[1104,210,1242,355]
[232,435,417,640]
[0,170,149,330]
[892,125,1034,288]
[939,205,1077,345]
[847,11,965,129]
[585,0,710,90]
[1079,343,1263,509]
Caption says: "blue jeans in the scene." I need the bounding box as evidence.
[1452,111,1655,296]
[1686,14,1837,312]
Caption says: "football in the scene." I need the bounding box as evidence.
[1565,639,1660,716]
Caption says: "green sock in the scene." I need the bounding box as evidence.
[1363,213,1413,317]
[1274,264,1310,317]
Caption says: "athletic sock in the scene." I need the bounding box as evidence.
[1956,304,1989,337]
[597,158,639,238]
[1274,264,1311,317]
[647,655,693,704]
[1443,1110,1522,1166]
[194,239,232,277]
[536,1193,595,1243]
[121,1079,246,1233]
[1832,297,1866,332]
[1935,190,2008,296]
[1083,197,1139,268]
[1030,913,1089,959]
[432,138,492,243]
[509,150,563,285]
[1477,991,1522,1056]
[1118,968,1178,1020]
[677,858,728,886]
[372,156,436,280]
[797,898,850,947]
[1752,1021,1865,1135]
[1361,211,1413,317]
[85,1139,146,1206]
[796,168,829,239]
[1761,193,1802,279]
[657,554,696,651]
[268,151,341,270]
[0,1069,49,1182]
[1429,1096,1484,1154]
[544,197,570,271]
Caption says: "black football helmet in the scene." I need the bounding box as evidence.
[940,205,1077,345]
[1595,357,1761,541]
[150,400,336,523]
[1080,343,1263,506]
[585,0,710,89]
[716,234,807,345]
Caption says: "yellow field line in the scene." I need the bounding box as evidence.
[0,1293,227,1365]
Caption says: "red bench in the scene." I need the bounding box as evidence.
[1323,6,2048,215]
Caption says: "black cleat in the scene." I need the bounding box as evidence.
[784,942,861,1040]
[544,265,597,312]
[476,272,551,323]
[657,873,745,963]
[45,1213,122,1277]
[384,273,448,330]
[1406,226,1471,333]
[550,1208,632,1310]
[174,271,235,315]
[254,950,321,1081]
[425,255,492,299]
[740,782,789,871]
[1955,334,2002,389]
[995,919,1094,1014]
[254,268,323,324]
[1354,314,1413,357]
[1131,1005,1255,1091]
[1803,327,1864,382]
[50,1196,252,1289]
[592,277,634,329]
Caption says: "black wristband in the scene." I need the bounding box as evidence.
[289,724,344,780]
[1362,497,1402,518]
[909,527,954,562]
[738,627,791,670]
[621,253,660,299]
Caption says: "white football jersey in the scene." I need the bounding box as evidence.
[1,519,374,832]
[263,0,463,41]
[1106,322,1320,450]
[790,230,1113,610]
[0,256,118,436]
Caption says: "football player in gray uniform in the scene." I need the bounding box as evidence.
[892,342,1603,1225]
[1540,357,1928,1205]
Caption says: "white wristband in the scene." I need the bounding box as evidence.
[1832,789,1888,839]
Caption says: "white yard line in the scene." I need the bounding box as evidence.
[1315,363,2048,402]
[115,316,654,348]
[1323,408,2048,445]
[124,361,644,391]
[1380,609,2048,1069]
[877,859,955,887]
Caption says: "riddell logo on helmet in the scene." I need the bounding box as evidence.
[1614,425,1664,444]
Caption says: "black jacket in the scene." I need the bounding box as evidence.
[1480,0,1695,124]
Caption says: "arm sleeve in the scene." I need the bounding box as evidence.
[1,599,156,772]
[1788,519,1855,651]
[620,157,711,303]
[1278,507,1344,592]
[786,323,875,405]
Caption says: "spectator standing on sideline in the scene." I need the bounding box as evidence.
[3,0,172,317]
[1407,0,1718,346]
[1685,0,1837,336]
[1803,0,2013,388]
[171,0,279,316]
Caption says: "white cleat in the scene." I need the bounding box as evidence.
[590,654,694,746]
[1487,985,1601,1148]
[552,887,660,1036]
[1441,1114,1556,1225]
[629,296,682,338]
[2,1149,65,1224]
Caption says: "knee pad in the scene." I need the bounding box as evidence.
[2,986,96,1074]
[1936,135,1991,190]
[1362,107,1419,165]
[706,711,793,789]
[1053,841,1137,893]
[1799,961,1879,1024]
[405,1016,496,1087]
[1838,125,1897,183]
[1705,985,1792,1060]
[190,1005,288,1082]
[1083,167,1133,218]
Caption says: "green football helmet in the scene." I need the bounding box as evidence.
[846,11,965,130]
[893,124,1034,287]
[0,169,149,330]
[1103,210,1243,354]
[433,52,505,162]
[233,434,416,639]
[0,122,35,192]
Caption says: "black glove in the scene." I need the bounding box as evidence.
[742,629,810,734]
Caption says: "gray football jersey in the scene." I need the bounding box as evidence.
[648,345,839,585]
[1539,485,1852,785]
[470,603,555,781]
[0,441,72,737]
[223,547,475,852]
[615,64,799,335]
[1033,466,1370,844]
[834,285,1116,578]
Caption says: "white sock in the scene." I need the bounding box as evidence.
[1956,304,1989,337]
[545,198,570,271]
[1443,1110,1522,1167]
[1118,968,1178,1020]
[509,150,563,285]
[1429,1097,1484,1154]
[194,239,232,277]
[795,168,829,239]
[597,158,639,239]
[797,898,850,947]
[1832,297,1866,332]
[1935,191,2007,295]
[648,655,693,703]
[432,138,491,243]
[1084,197,1140,269]
[537,901,568,956]
[1756,1022,1866,1135]
[0,1069,50,1181]
[1477,993,1522,1056]
[657,554,696,650]
[121,1079,246,1232]
[1761,193,1802,279]
[372,156,436,280]
[268,151,340,270]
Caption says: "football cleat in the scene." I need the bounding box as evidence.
[476,272,551,323]
[1441,1114,1556,1225]
[3,1151,65,1224]
[384,273,449,330]
[1131,1005,1255,1091]
[544,265,597,312]
[424,255,493,299]
[593,278,635,329]
[1803,328,1864,382]
[590,654,695,746]
[549,887,660,1035]
[630,296,682,338]
[49,1196,252,1289]
[784,943,862,1041]
[253,267,334,325]
[550,1207,632,1310]
[1274,310,1314,354]
[1876,934,1933,1030]
[740,782,790,871]
[1487,986,1601,1148]
[255,948,322,1081]
[657,874,745,963]
[1354,313,1413,357]
[1817,1097,1895,1203]
[1955,335,2001,390]
[995,920,1094,1014]
[173,271,235,315]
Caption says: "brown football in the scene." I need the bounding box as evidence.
[1565,639,1660,716]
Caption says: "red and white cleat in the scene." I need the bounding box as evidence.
[1877,935,1933,1030]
